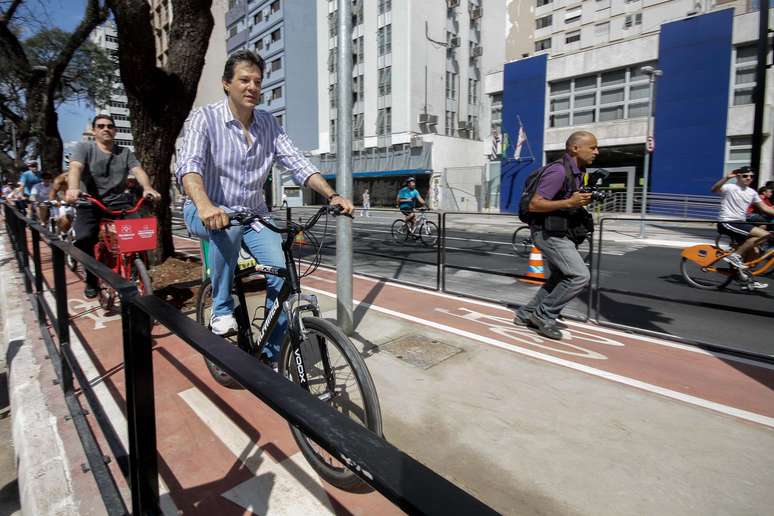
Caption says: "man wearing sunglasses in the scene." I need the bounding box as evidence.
[712,166,774,290]
[64,114,160,299]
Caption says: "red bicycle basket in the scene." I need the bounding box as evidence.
[104,218,158,253]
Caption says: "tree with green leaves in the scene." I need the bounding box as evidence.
[0,0,111,175]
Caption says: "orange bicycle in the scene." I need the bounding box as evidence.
[79,194,156,310]
[680,236,774,290]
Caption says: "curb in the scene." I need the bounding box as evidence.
[0,228,99,515]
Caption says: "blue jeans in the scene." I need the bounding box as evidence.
[183,201,287,359]
[516,230,590,324]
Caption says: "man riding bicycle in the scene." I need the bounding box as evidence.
[176,50,353,366]
[711,166,774,290]
[396,177,425,232]
[64,114,160,299]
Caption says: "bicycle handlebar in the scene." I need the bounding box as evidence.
[229,205,352,234]
[77,193,152,215]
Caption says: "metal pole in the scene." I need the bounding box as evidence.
[750,0,769,185]
[639,67,661,238]
[336,0,354,335]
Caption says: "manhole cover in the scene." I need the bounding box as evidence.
[380,335,462,369]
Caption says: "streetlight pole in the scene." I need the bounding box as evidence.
[639,65,662,239]
[336,0,354,335]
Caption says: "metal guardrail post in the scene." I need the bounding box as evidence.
[440,212,447,292]
[51,244,74,393]
[593,218,606,323]
[121,300,160,515]
[31,227,44,292]
[17,215,31,293]
[435,212,442,290]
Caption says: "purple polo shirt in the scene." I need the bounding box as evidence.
[536,154,583,200]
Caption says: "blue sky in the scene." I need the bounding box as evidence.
[21,0,96,153]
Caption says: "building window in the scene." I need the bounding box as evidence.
[378,24,392,56]
[565,30,580,44]
[594,22,609,39]
[275,113,284,126]
[445,110,456,136]
[271,0,280,13]
[271,28,281,42]
[271,58,281,71]
[353,36,364,65]
[565,7,581,24]
[624,13,642,29]
[536,0,552,6]
[255,39,264,52]
[536,15,552,30]
[353,113,364,139]
[271,86,282,100]
[733,45,756,106]
[378,66,392,96]
[467,115,479,139]
[328,11,337,38]
[328,48,336,73]
[254,11,263,25]
[377,107,392,136]
[535,38,551,52]
[468,78,479,105]
[353,74,364,103]
[490,93,502,134]
[378,0,392,15]
[329,84,337,108]
[330,119,336,144]
[548,63,656,128]
[229,25,238,38]
[726,136,752,171]
[446,71,457,100]
[352,0,363,26]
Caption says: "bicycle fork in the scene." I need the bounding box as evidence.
[285,294,336,400]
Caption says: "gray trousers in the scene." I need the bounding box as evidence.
[516,229,590,324]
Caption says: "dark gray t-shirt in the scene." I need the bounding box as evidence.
[71,142,140,205]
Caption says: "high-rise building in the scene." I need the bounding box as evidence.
[489,2,770,212]
[312,0,507,210]
[91,21,134,150]
[224,0,319,151]
[149,0,173,67]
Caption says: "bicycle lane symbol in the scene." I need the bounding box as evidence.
[435,307,624,360]
[68,298,121,330]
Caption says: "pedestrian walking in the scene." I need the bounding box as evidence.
[361,188,370,217]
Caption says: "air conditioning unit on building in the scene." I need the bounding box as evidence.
[418,113,439,125]
[447,0,460,8]
[470,7,482,20]
[410,136,424,148]
[470,45,483,58]
[448,35,460,48]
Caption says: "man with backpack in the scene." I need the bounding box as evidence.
[513,131,598,340]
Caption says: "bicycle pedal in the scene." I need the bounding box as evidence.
[317,392,333,402]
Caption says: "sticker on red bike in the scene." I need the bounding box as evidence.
[108,217,158,253]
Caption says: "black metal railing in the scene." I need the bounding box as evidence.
[3,203,497,515]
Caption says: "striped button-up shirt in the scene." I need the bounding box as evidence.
[176,98,318,214]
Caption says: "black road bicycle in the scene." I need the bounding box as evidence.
[194,205,383,491]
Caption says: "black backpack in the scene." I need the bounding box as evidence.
[518,158,576,224]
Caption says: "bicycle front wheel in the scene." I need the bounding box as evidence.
[511,226,532,257]
[133,258,153,296]
[680,257,734,290]
[391,219,409,244]
[419,221,438,247]
[280,317,382,492]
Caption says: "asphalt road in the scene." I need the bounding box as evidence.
[173,209,773,358]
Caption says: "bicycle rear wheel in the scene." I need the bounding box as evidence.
[511,226,532,257]
[419,221,438,246]
[279,317,382,491]
[680,257,734,290]
[195,278,243,389]
[391,219,408,243]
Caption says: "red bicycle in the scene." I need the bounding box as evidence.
[79,194,156,311]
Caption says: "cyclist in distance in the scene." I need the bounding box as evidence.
[396,176,425,232]
[176,49,353,365]
[64,114,160,299]
[711,166,774,290]
[29,171,53,222]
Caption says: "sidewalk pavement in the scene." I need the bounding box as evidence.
[4,227,774,515]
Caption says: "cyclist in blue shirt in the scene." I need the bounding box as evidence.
[396,177,425,232]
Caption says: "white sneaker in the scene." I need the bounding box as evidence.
[741,281,768,291]
[722,253,748,269]
[210,314,237,335]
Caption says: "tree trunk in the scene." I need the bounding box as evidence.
[108,0,214,261]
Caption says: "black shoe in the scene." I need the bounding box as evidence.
[513,312,534,327]
[528,314,563,340]
[84,285,98,299]
[554,319,569,330]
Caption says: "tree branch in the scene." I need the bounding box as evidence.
[0,0,24,25]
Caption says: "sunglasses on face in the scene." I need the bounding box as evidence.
[96,124,115,129]
[740,174,754,179]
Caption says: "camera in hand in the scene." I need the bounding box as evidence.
[579,168,610,202]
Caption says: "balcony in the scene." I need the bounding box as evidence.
[225,0,247,28]
[250,6,283,39]
[227,28,249,53]
[262,66,285,87]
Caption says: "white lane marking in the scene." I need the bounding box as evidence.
[41,291,180,516]
[178,388,334,514]
[301,285,774,429]
[308,267,774,370]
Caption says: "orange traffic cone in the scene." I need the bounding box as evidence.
[521,245,546,285]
